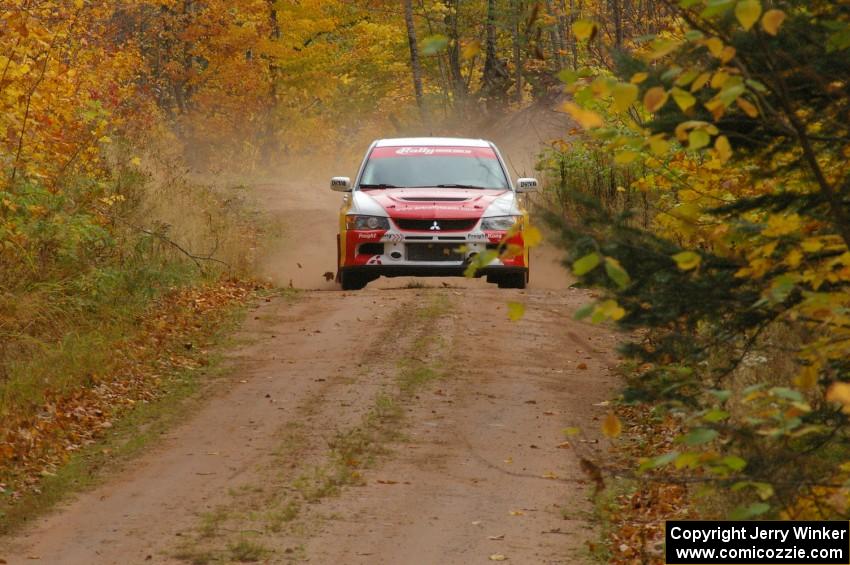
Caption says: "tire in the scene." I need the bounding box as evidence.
[495,272,527,289]
[339,270,369,291]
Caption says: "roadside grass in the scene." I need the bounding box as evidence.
[228,538,270,562]
[0,284,264,535]
[587,478,636,563]
[266,501,300,532]
[0,261,199,416]
[199,506,232,539]
[172,547,219,565]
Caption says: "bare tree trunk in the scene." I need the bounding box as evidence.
[545,0,565,67]
[403,0,428,125]
[444,0,466,114]
[610,0,624,48]
[512,1,523,104]
[417,0,451,115]
[568,0,579,68]
[262,0,282,162]
[481,0,509,112]
[483,0,499,75]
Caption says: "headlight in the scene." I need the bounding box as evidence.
[346,215,390,230]
[480,215,520,231]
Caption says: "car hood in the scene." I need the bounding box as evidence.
[352,188,518,219]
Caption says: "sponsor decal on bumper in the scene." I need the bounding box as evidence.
[343,229,527,269]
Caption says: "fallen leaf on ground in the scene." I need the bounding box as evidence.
[489,554,507,561]
[602,412,623,437]
[577,363,588,370]
[509,510,524,516]
[488,534,505,540]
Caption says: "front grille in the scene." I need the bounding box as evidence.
[406,243,463,262]
[394,218,478,232]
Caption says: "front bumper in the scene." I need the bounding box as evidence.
[339,264,527,279]
[340,227,528,275]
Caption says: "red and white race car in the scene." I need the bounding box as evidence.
[331,137,538,290]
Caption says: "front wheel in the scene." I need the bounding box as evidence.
[494,272,527,289]
[339,270,369,291]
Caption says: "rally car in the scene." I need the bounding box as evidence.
[331,137,538,290]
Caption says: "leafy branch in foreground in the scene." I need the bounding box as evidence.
[543,0,850,520]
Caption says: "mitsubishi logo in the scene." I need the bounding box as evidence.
[429,221,441,231]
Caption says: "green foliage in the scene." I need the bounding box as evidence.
[542,0,850,520]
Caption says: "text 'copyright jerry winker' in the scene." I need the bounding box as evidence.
[665,521,850,564]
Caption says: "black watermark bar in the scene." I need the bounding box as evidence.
[666,521,850,564]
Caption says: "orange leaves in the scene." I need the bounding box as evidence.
[643,87,668,112]
[761,9,786,36]
[825,382,850,414]
[0,280,259,505]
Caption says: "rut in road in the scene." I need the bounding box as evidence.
[1,281,620,564]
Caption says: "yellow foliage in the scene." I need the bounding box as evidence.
[561,101,604,129]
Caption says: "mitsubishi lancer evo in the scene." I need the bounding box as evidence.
[331,137,538,291]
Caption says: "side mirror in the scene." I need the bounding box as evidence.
[330,176,352,192]
[516,177,539,193]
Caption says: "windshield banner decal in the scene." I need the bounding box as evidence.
[370,146,497,159]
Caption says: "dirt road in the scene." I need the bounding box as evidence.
[1,174,621,564]
[1,283,620,563]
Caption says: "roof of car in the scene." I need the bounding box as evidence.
[374,137,492,148]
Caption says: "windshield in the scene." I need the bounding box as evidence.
[359,146,509,189]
